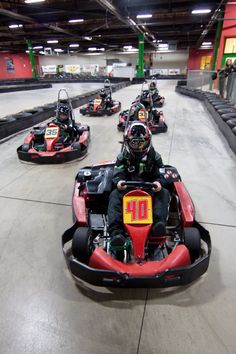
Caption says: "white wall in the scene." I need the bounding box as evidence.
[38,50,188,74]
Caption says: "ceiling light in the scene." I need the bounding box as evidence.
[192,9,211,14]
[202,42,212,46]
[47,40,58,44]
[25,0,45,3]
[9,24,23,28]
[99,48,105,51]
[33,46,43,49]
[69,44,79,48]
[68,19,84,23]
[88,47,97,51]
[39,51,45,54]
[123,45,133,49]
[54,48,64,52]
[83,36,92,41]
[152,40,157,43]
[158,43,168,48]
[136,14,152,19]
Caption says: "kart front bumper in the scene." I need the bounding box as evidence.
[17,146,87,164]
[62,222,211,288]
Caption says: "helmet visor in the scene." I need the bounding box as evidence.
[129,138,146,151]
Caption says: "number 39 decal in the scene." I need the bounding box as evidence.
[123,196,153,224]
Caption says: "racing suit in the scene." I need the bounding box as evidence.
[52,117,78,142]
[108,146,170,238]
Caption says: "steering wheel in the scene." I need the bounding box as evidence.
[121,181,157,190]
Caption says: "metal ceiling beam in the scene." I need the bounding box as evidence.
[0,8,76,37]
[94,0,157,49]
[0,9,35,23]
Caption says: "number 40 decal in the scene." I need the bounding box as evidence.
[126,199,148,221]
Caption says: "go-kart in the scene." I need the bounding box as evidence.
[117,102,167,134]
[62,162,211,287]
[148,78,165,107]
[17,89,90,164]
[80,79,121,116]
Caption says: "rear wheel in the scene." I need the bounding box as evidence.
[72,227,92,262]
[183,227,201,262]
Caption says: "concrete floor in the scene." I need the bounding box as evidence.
[0,82,103,118]
[0,81,236,354]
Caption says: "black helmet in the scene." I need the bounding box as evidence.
[150,81,158,95]
[124,122,152,158]
[58,104,70,122]
[150,81,156,90]
[100,89,107,99]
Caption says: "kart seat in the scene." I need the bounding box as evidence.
[86,167,113,195]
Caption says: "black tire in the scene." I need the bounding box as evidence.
[210,100,225,105]
[214,105,232,110]
[221,113,236,121]
[183,227,201,262]
[21,143,30,152]
[72,227,92,262]
[226,119,236,128]
[72,142,81,150]
[218,108,236,114]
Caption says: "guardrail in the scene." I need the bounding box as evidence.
[0,80,131,141]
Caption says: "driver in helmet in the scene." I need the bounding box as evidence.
[140,90,151,110]
[149,81,162,106]
[108,122,170,256]
[99,88,112,109]
[53,103,77,139]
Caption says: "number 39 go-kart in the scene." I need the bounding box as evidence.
[17,89,90,164]
[62,162,211,288]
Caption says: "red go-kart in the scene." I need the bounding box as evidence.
[80,79,121,116]
[118,104,167,134]
[17,122,90,164]
[17,89,90,163]
[62,162,211,287]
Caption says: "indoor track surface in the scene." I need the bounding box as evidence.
[0,81,236,354]
[0,82,104,119]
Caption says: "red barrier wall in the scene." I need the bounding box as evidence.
[216,1,236,70]
[0,52,39,80]
[188,49,213,70]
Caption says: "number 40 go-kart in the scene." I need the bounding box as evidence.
[62,162,211,288]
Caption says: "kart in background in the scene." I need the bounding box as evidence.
[17,89,90,164]
[80,79,121,116]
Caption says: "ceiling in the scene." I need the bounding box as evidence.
[0,0,225,54]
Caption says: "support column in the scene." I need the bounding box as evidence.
[138,33,144,79]
[210,12,223,90]
[26,39,37,79]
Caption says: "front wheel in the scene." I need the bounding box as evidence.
[72,142,81,151]
[21,143,30,152]
[72,227,92,263]
[183,227,201,262]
